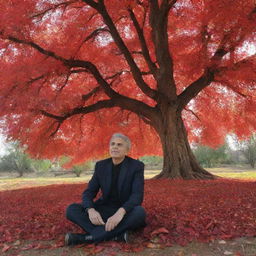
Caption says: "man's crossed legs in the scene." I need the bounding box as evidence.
[65,203,146,245]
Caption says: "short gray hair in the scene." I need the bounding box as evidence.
[110,133,131,150]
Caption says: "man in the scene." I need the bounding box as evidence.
[65,133,146,245]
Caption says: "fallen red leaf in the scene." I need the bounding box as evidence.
[1,179,256,252]
[2,244,11,252]
[151,227,169,237]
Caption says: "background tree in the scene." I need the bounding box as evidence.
[139,155,163,170]
[193,144,230,168]
[72,161,94,177]
[30,158,53,173]
[233,134,256,168]
[0,142,33,177]
[0,0,255,179]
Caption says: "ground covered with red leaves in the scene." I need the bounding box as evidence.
[1,179,256,254]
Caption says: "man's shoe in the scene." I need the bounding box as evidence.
[65,233,94,246]
[113,231,129,243]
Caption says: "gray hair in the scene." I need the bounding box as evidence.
[110,133,131,151]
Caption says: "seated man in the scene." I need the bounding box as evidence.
[65,133,146,245]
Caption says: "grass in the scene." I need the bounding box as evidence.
[0,166,255,191]
[205,166,256,179]
[213,171,256,179]
[0,177,86,191]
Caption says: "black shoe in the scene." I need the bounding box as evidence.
[65,233,94,246]
[113,231,129,243]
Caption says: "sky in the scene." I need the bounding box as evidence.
[0,134,8,156]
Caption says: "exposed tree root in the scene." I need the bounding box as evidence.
[154,168,217,180]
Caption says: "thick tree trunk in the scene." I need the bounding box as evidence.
[153,108,215,179]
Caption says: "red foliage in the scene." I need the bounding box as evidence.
[1,179,256,253]
[0,0,255,165]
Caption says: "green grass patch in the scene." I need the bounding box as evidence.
[0,167,255,191]
[215,172,256,179]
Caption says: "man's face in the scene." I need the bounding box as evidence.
[109,137,129,159]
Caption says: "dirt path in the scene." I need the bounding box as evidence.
[2,237,256,256]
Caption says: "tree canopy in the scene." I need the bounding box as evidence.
[0,0,255,177]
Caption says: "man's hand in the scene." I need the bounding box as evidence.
[105,208,126,232]
[88,208,105,225]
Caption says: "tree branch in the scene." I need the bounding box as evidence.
[73,27,110,57]
[82,27,110,43]
[178,5,255,110]
[31,1,77,19]
[184,107,201,121]
[40,95,157,136]
[128,9,157,78]
[82,86,101,101]
[2,34,122,101]
[149,0,177,100]
[2,31,155,122]
[82,0,98,9]
[214,80,247,98]
[3,34,66,63]
[178,69,215,110]
[210,6,256,67]
[82,0,157,100]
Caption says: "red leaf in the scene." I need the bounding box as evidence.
[151,227,169,237]
[2,244,11,252]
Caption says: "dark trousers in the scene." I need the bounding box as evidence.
[66,203,146,243]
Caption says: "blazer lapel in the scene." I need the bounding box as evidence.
[118,156,128,196]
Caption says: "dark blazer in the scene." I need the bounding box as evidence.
[82,156,144,213]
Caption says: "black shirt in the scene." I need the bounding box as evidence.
[107,161,123,207]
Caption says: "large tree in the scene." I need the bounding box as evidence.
[0,0,255,179]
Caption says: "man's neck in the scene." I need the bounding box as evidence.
[112,156,125,165]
